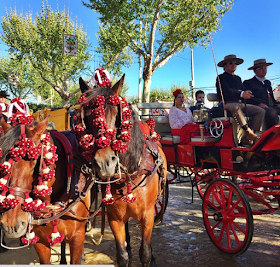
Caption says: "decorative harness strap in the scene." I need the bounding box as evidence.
[49,130,73,194]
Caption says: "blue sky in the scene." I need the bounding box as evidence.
[1,0,280,99]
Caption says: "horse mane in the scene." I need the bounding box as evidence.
[119,105,144,173]
[0,125,21,163]
[84,87,145,173]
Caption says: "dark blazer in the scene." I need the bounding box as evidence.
[216,71,245,103]
[243,76,276,106]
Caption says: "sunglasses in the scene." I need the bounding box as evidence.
[228,61,238,65]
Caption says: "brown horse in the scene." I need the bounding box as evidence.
[0,118,91,264]
[76,76,167,267]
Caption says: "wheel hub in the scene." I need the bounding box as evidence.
[213,212,223,221]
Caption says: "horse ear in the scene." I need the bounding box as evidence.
[28,117,49,141]
[1,117,12,133]
[79,77,89,93]
[111,74,125,96]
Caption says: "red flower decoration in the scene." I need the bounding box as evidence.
[173,89,182,97]
[94,96,105,106]
[107,95,120,105]
[92,106,105,117]
[93,117,106,128]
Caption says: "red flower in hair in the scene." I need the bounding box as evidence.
[173,89,182,97]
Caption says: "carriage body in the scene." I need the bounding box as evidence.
[137,96,280,255]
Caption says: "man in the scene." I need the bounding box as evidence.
[243,59,280,129]
[216,54,265,145]
[190,90,208,113]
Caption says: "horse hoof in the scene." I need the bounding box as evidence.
[127,248,132,259]
[149,260,157,267]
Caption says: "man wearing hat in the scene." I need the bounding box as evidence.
[216,55,265,145]
[243,59,280,129]
[0,90,10,116]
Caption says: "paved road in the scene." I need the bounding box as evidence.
[1,179,280,266]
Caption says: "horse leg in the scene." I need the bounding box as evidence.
[80,246,85,264]
[125,221,132,259]
[109,220,129,267]
[60,240,67,264]
[34,243,51,264]
[139,213,155,267]
[69,232,86,264]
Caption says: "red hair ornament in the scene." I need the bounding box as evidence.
[173,89,182,97]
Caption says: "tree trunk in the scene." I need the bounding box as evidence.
[142,55,153,103]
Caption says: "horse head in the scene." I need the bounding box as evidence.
[0,118,49,238]
[77,75,144,179]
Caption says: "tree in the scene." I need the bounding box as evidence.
[1,2,92,105]
[83,0,233,102]
[0,55,51,99]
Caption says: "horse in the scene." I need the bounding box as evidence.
[75,75,167,267]
[0,118,91,264]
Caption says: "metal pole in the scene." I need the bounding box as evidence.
[138,21,142,103]
[191,48,195,101]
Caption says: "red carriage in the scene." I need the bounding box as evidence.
[138,93,280,255]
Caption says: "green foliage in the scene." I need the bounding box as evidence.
[1,1,92,104]
[150,82,190,102]
[83,0,233,102]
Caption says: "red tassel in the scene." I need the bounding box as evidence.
[47,219,65,246]
[102,185,115,204]
[122,184,136,203]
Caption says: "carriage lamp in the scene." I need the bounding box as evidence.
[193,108,209,124]
[193,107,209,141]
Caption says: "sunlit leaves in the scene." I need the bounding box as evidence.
[1,2,91,104]
[84,0,233,102]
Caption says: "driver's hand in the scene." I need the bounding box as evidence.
[242,90,254,99]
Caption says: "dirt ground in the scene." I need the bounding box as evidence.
[1,178,280,266]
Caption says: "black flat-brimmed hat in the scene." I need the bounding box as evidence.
[248,59,273,70]
[217,54,244,67]
[0,90,9,98]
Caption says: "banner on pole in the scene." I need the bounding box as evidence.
[63,34,78,56]
[8,70,19,85]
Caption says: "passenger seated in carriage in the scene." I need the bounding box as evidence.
[243,59,280,129]
[169,89,202,144]
[189,90,209,114]
[216,54,265,146]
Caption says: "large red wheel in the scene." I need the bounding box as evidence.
[202,179,253,255]
[154,179,169,225]
[195,168,219,199]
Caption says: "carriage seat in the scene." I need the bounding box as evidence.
[153,116,180,144]
[207,93,280,129]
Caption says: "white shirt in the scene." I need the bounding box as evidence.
[169,106,194,129]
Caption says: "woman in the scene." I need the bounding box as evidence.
[169,89,201,144]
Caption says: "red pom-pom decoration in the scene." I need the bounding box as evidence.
[107,95,120,105]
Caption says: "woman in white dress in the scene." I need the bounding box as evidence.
[169,89,200,144]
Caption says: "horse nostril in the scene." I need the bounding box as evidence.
[112,155,117,164]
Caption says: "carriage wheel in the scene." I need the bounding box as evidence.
[154,180,169,225]
[167,164,177,184]
[195,169,219,199]
[202,179,253,255]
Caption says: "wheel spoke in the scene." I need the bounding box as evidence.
[227,190,233,210]
[218,183,227,208]
[229,222,241,246]
[218,223,226,243]
[229,198,242,213]
[205,199,220,211]
[226,223,231,250]
[232,220,246,235]
[212,186,223,207]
